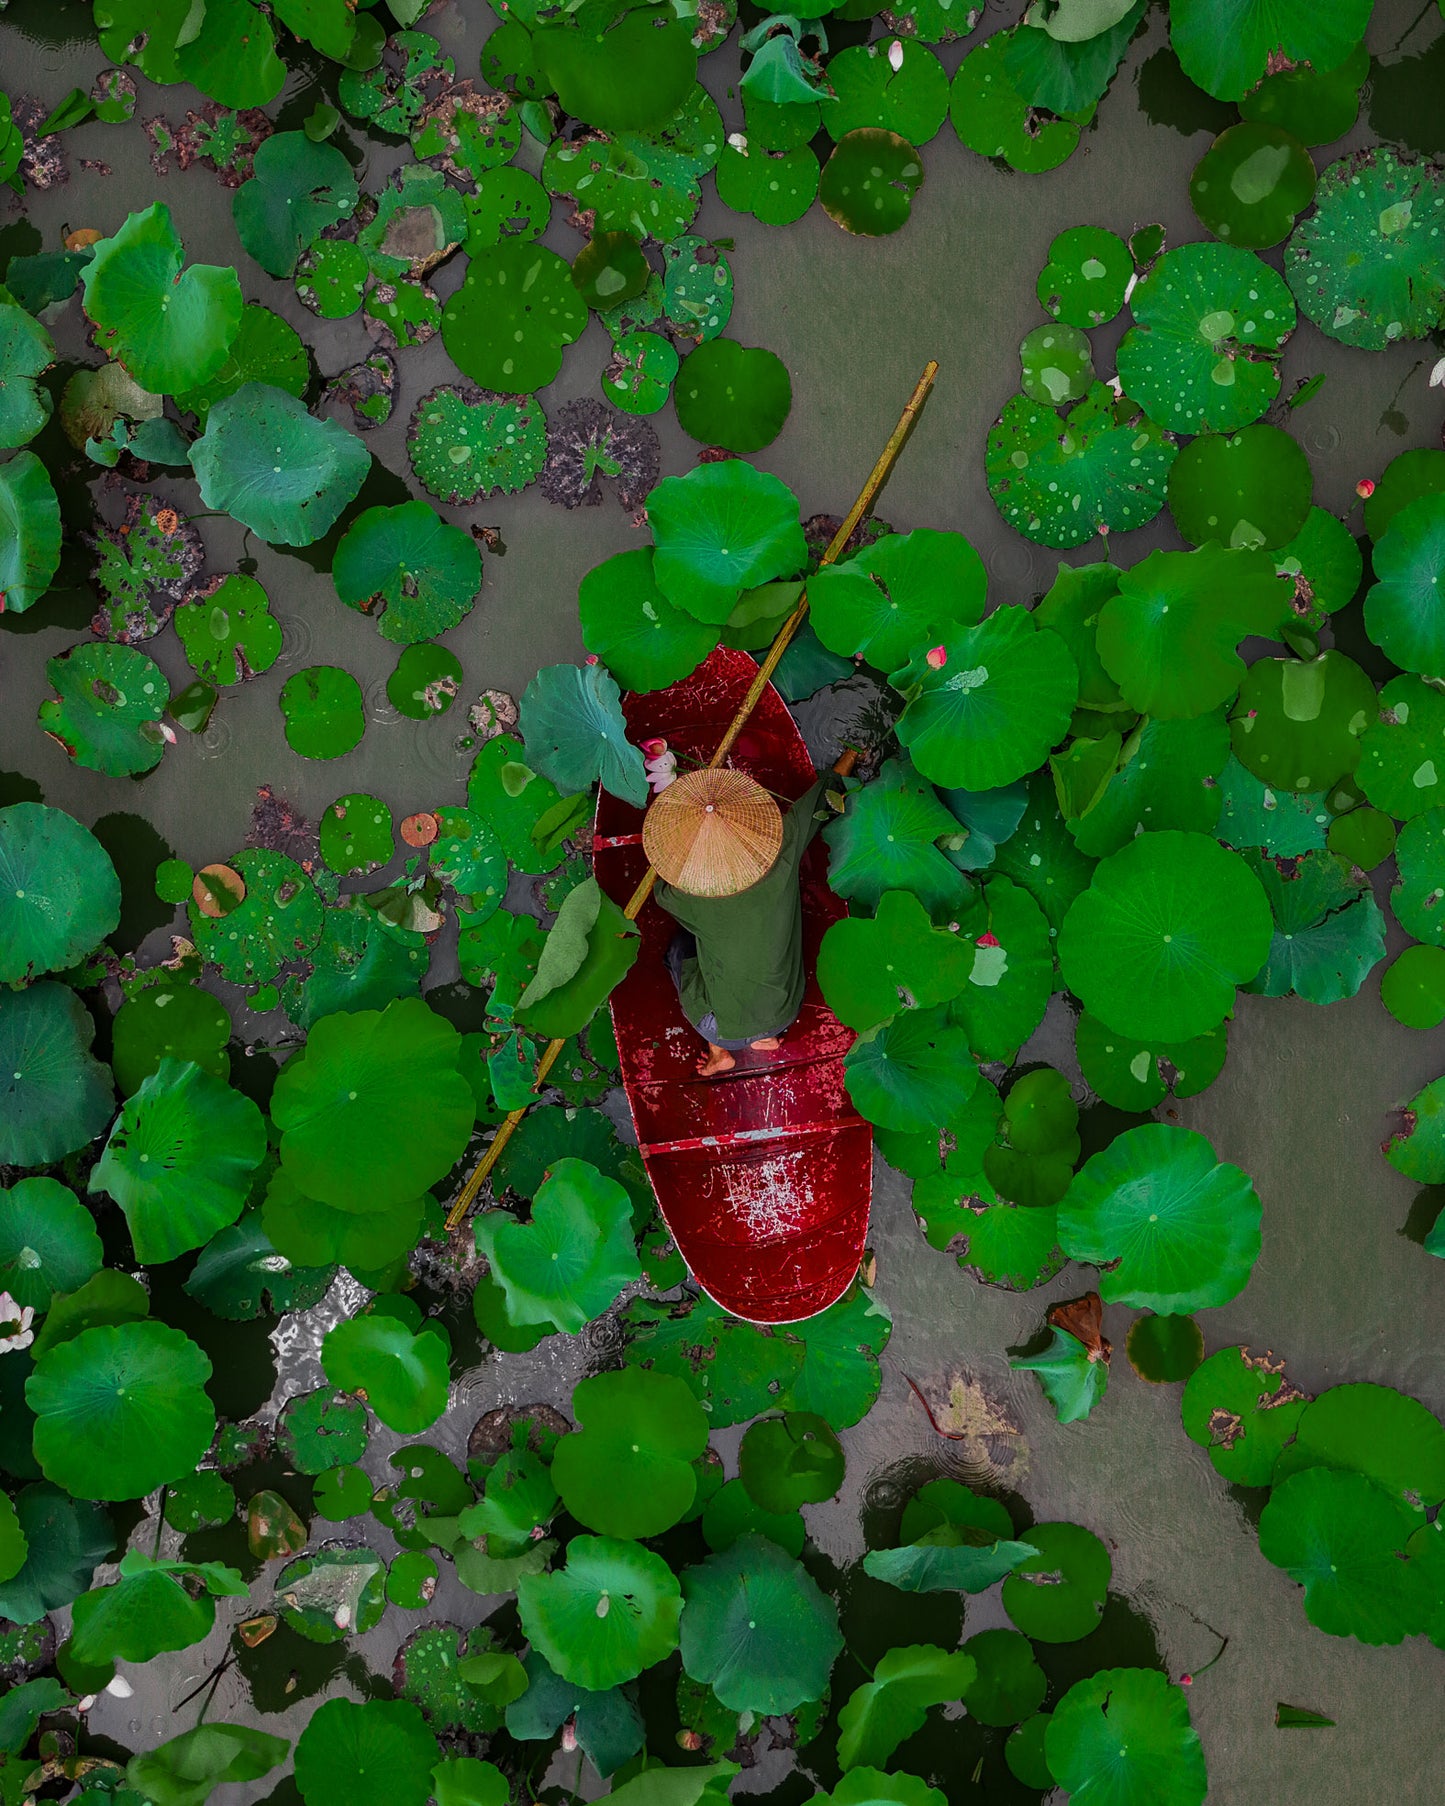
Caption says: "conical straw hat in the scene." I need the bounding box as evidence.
[644,767,783,898]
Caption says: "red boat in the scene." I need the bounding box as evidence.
[593,649,873,1325]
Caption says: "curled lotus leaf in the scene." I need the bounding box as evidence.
[0,452,62,614]
[837,1644,978,1773]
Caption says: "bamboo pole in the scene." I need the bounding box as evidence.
[446,359,938,1232]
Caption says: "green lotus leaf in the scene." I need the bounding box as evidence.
[1386,1072,1445,1183]
[1001,1520,1111,1642]
[72,1549,246,1666]
[958,1628,1046,1727]
[1358,674,1445,821]
[1117,241,1295,433]
[274,1546,386,1643]
[1068,713,1229,857]
[517,1534,682,1692]
[278,665,364,760]
[408,384,548,503]
[0,302,54,448]
[514,877,639,1040]
[939,875,1048,1061]
[1046,1668,1206,1806]
[0,982,114,1169]
[844,1006,977,1135]
[191,384,369,546]
[1229,650,1375,792]
[80,203,242,393]
[1365,448,1445,540]
[1167,424,1312,551]
[464,1447,558,1557]
[818,889,975,1034]
[578,547,717,694]
[272,997,471,1209]
[1380,943,1445,1026]
[715,140,820,227]
[1012,1324,1110,1423]
[622,1295,805,1427]
[702,1478,804,1558]
[319,795,393,880]
[1169,0,1370,101]
[820,130,924,237]
[775,1287,891,1428]
[1240,848,1385,1003]
[1037,225,1133,327]
[648,461,805,626]
[1190,122,1316,249]
[1239,38,1367,146]
[277,1385,369,1475]
[572,231,650,313]
[321,1314,449,1435]
[825,761,974,915]
[739,1411,844,1514]
[189,848,324,984]
[1180,1344,1307,1486]
[183,1208,334,1321]
[1058,830,1273,1040]
[91,1058,266,1264]
[1005,0,1148,114]
[0,451,62,613]
[1271,1380,1445,1511]
[1075,1013,1227,1112]
[167,0,287,106]
[862,1526,1038,1594]
[552,1368,708,1539]
[951,36,1083,174]
[477,1158,641,1335]
[810,529,987,671]
[1272,504,1364,630]
[173,304,309,427]
[1126,1311,1205,1384]
[1363,494,1445,677]
[543,86,723,241]
[680,1534,842,1712]
[1260,1467,1428,1645]
[674,338,791,453]
[1058,1122,1262,1311]
[0,1482,112,1625]
[1392,807,1445,944]
[986,381,1175,550]
[232,132,358,278]
[1216,754,1331,854]
[0,1491,27,1587]
[891,607,1078,791]
[824,39,950,141]
[1285,147,1445,350]
[502,1648,644,1776]
[537,10,697,131]
[174,573,282,687]
[442,242,587,395]
[605,328,681,416]
[913,1168,1064,1291]
[836,1644,978,1772]
[388,644,465,725]
[27,1320,215,1502]
[1018,321,1093,404]
[39,641,170,778]
[0,804,120,985]
[518,662,648,807]
[295,1698,435,1806]
[127,1724,290,1806]
[331,500,480,646]
[0,1179,101,1314]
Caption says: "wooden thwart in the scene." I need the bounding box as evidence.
[445,359,939,1232]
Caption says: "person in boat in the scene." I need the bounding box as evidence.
[643,747,856,1078]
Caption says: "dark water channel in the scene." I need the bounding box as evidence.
[2,0,1444,1800]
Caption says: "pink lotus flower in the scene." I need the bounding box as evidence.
[925,645,947,670]
[977,932,1001,948]
[0,1293,35,1353]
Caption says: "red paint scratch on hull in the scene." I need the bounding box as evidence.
[594,649,873,1325]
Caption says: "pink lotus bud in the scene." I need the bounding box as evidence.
[561,1719,578,1752]
[977,932,1001,948]
[1181,1674,1193,1686]
[925,645,947,670]
[641,737,668,756]
[1356,478,1376,499]
[584,653,600,665]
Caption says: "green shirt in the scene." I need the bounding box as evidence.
[655,776,831,1043]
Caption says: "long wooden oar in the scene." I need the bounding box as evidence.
[445,359,939,1232]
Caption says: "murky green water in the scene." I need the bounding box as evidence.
[2,0,1443,1798]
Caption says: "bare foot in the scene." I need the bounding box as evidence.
[697,1044,736,1077]
[750,1036,782,1051]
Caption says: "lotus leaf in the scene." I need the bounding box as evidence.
[824,40,949,141]
[715,140,820,226]
[27,1320,215,1502]
[1180,1345,1307,1486]
[836,1644,977,1772]
[92,1058,266,1264]
[0,452,61,613]
[1013,1322,1111,1422]
[680,1534,841,1712]
[1001,1520,1110,1642]
[1271,1381,1445,1511]
[739,1411,844,1513]
[1046,1667,1206,1806]
[552,1368,707,1538]
[71,1549,245,1666]
[1392,808,1445,946]
[0,1483,112,1625]
[232,132,358,278]
[1241,849,1384,1003]
[1260,1467,1428,1645]
[1117,241,1295,433]
[818,889,974,1034]
[1058,830,1273,1040]
[1005,0,1148,115]
[275,1546,387,1643]
[1068,713,1229,857]
[295,1698,435,1806]
[0,804,120,984]
[80,204,242,393]
[333,500,481,644]
[1037,226,1132,327]
[517,1535,682,1691]
[1358,674,1445,821]
[810,529,986,670]
[321,1314,448,1435]
[1230,651,1375,792]
[845,1007,977,1135]
[1285,147,1445,350]
[477,1158,640,1335]
[1018,321,1093,404]
[407,384,547,503]
[606,329,681,415]
[0,1179,101,1314]
[0,982,114,1169]
[518,662,648,806]
[1386,1073,1445,1183]
[1168,424,1312,551]
[1169,0,1370,101]
[278,1385,369,1474]
[441,242,586,395]
[127,1724,290,1806]
[173,305,308,426]
[1190,122,1317,249]
[1364,495,1445,677]
[986,382,1175,550]
[503,1650,643,1776]
[39,641,170,778]
[189,848,323,983]
[863,1525,1038,1594]
[957,1628,1045,1727]
[192,383,369,547]
[820,130,924,237]
[1075,1014,1227,1112]
[703,1479,804,1558]
[648,461,805,626]
[543,87,723,241]
[674,338,791,453]
[622,1296,804,1426]
[578,547,717,694]
[515,881,639,1041]
[993,766,1099,927]
[175,574,282,686]
[1216,754,1331,854]
[184,1209,333,1320]
[1365,448,1445,540]
[1380,944,1445,1027]
[537,11,697,132]
[1241,38,1367,145]
[776,1288,891,1427]
[951,36,1083,174]
[0,302,53,448]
